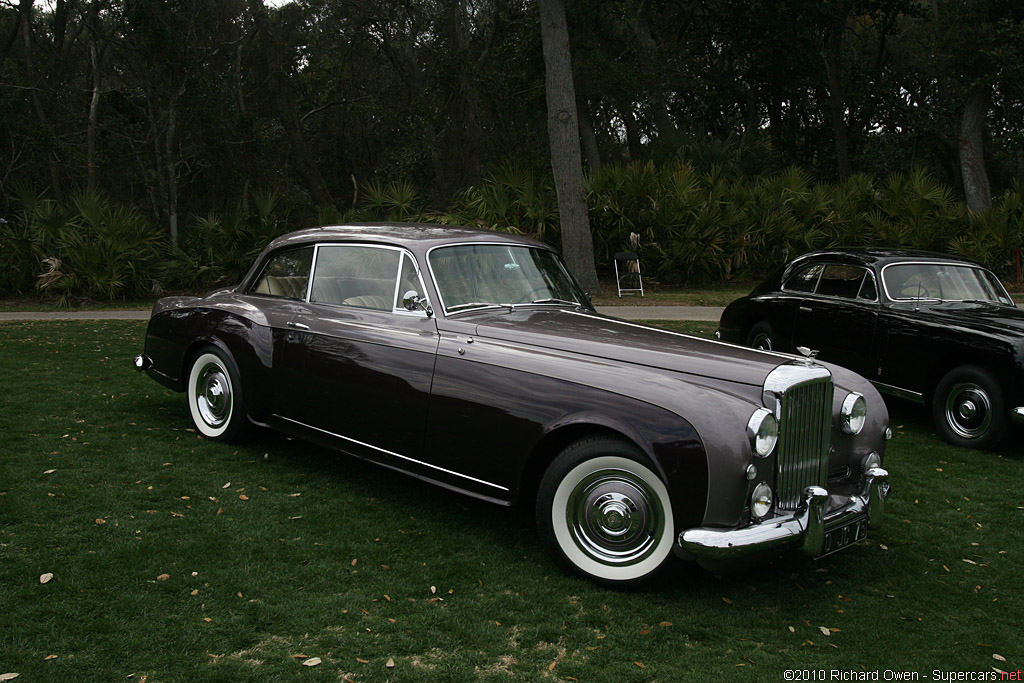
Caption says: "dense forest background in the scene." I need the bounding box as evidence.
[2,0,1024,301]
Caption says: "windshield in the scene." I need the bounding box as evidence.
[882,263,1013,305]
[429,244,586,313]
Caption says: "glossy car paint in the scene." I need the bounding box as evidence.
[718,248,1024,443]
[139,225,890,574]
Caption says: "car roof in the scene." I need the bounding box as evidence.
[789,247,983,270]
[263,223,551,253]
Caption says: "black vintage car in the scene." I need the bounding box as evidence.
[718,248,1024,450]
[135,224,890,588]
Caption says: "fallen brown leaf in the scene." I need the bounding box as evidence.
[302,657,321,667]
[156,574,170,581]
[39,573,53,584]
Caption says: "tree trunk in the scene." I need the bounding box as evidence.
[959,84,991,213]
[86,2,102,192]
[539,0,600,294]
[19,0,63,199]
[823,23,852,179]
[577,94,601,172]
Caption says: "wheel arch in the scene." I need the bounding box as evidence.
[517,410,709,532]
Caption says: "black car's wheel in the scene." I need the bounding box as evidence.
[932,365,1006,450]
[746,321,775,351]
[537,436,681,589]
[187,345,249,442]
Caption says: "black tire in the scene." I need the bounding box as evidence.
[536,436,682,590]
[745,321,775,351]
[932,365,1006,450]
[186,345,249,442]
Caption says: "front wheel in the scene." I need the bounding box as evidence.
[187,345,249,442]
[932,365,1006,450]
[536,437,682,589]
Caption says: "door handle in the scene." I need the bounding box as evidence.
[286,321,310,330]
[799,306,813,313]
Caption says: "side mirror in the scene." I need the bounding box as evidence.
[403,290,433,317]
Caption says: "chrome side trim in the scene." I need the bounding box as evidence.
[273,415,509,492]
[871,380,925,404]
[677,467,889,561]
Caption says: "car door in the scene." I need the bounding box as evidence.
[269,244,439,464]
[791,263,880,376]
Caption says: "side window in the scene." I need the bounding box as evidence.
[309,245,401,311]
[816,264,869,300]
[782,263,823,293]
[251,246,314,299]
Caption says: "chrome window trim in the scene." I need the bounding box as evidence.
[426,241,582,316]
[879,260,1014,304]
[784,261,879,304]
[274,415,509,492]
[780,262,823,294]
[308,242,431,315]
[247,244,316,300]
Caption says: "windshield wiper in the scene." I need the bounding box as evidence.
[529,298,580,306]
[447,302,514,313]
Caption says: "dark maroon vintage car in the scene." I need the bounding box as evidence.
[135,224,891,588]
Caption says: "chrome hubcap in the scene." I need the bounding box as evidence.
[566,469,664,566]
[751,333,773,351]
[195,362,231,428]
[945,382,991,439]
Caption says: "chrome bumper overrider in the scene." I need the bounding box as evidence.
[133,354,152,371]
[1011,407,1024,426]
[678,468,890,561]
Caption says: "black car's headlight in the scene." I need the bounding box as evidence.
[747,408,778,457]
[840,392,867,435]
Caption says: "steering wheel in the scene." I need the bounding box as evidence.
[900,282,931,298]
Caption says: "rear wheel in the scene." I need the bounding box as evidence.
[187,345,249,442]
[536,436,681,589]
[746,321,775,351]
[932,365,1006,450]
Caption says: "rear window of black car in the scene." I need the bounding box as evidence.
[782,263,822,293]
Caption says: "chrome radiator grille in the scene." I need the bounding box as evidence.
[769,367,834,511]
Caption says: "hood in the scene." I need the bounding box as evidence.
[460,308,789,388]
[900,301,1024,337]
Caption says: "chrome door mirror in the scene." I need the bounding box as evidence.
[403,290,433,317]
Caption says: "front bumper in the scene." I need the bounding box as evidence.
[678,467,890,561]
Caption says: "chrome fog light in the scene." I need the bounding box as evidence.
[751,482,773,519]
[841,392,867,435]
[863,451,882,472]
[747,408,778,457]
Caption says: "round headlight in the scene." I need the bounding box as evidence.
[747,408,778,457]
[751,482,773,519]
[841,392,867,435]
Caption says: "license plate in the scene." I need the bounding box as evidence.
[819,516,868,557]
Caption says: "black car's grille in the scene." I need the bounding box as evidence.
[768,366,834,511]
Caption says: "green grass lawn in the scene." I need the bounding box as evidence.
[1,321,1021,681]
